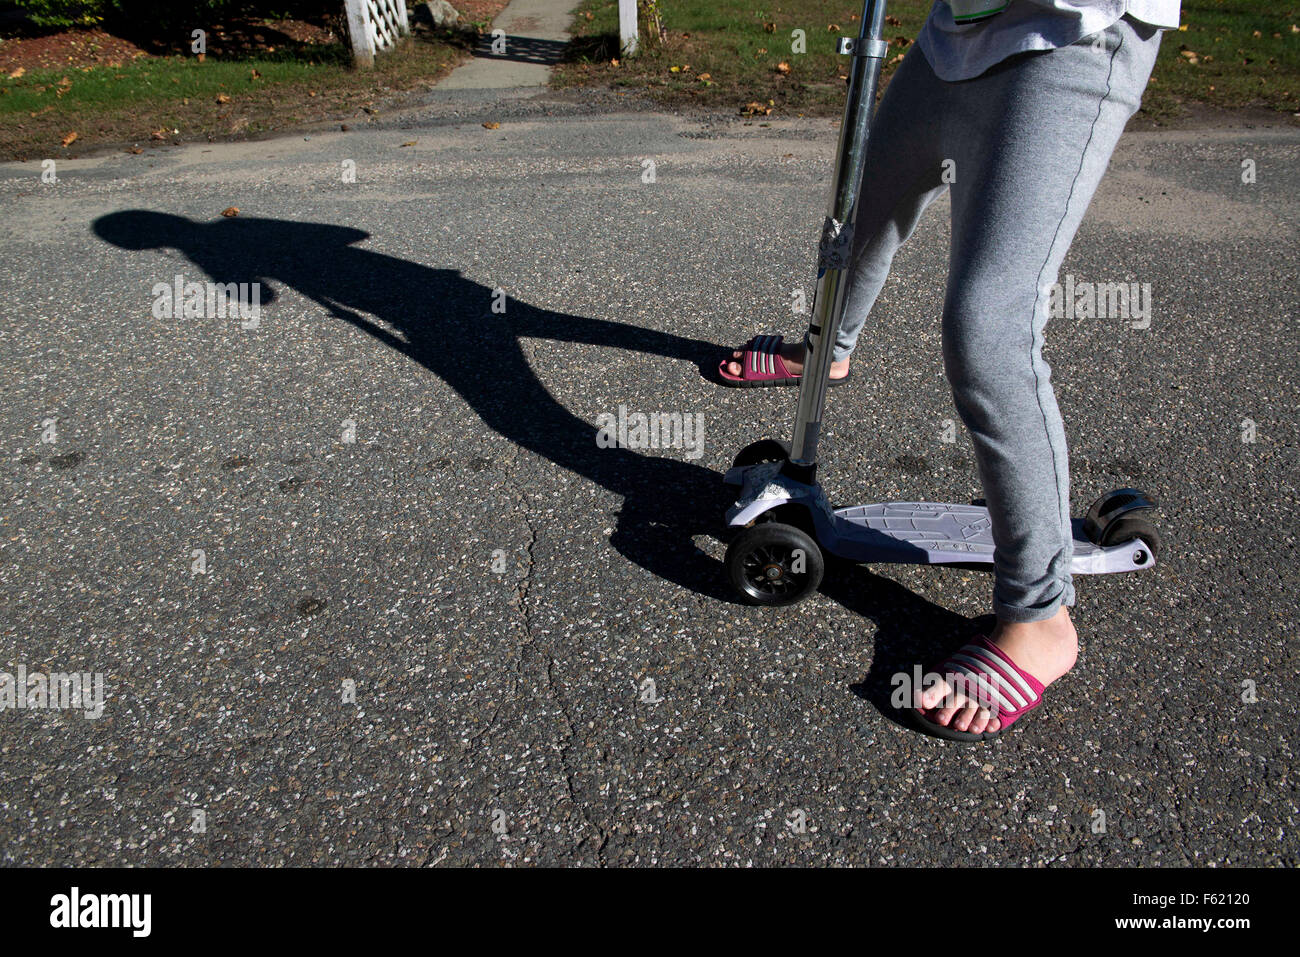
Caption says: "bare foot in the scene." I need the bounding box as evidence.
[916,606,1079,735]
[724,339,851,381]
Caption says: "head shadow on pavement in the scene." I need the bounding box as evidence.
[92,209,981,717]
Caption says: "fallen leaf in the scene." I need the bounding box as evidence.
[126,146,143,154]
[776,61,791,74]
[60,131,77,147]
[400,140,417,147]
[756,48,767,54]
[216,92,231,103]
[670,65,681,72]
[827,24,841,31]
[197,52,206,62]
[250,68,261,79]
[221,207,240,217]
[697,72,711,81]
[886,15,902,26]
[8,67,24,79]
[764,22,776,33]
[482,121,500,129]
[610,58,620,67]
[151,128,167,140]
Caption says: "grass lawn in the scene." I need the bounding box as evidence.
[555,0,1300,121]
[0,11,500,160]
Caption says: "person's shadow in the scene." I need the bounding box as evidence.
[93,210,979,727]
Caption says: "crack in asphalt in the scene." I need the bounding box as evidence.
[502,449,609,863]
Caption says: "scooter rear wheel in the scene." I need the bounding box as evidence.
[726,521,823,606]
[1099,514,1160,564]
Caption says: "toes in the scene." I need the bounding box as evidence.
[918,676,952,710]
[953,702,980,733]
[968,707,993,735]
[933,701,962,727]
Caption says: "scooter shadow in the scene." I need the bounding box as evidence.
[92,210,736,601]
[91,211,990,722]
[821,561,994,729]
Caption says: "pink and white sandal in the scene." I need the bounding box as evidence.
[717,334,851,388]
[909,635,1047,742]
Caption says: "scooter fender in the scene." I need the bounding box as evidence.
[724,462,834,529]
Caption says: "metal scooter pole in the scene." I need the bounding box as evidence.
[784,0,890,485]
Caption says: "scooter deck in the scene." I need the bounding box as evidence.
[724,463,1155,575]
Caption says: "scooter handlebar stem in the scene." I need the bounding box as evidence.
[785,0,890,478]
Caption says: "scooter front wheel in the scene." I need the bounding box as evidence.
[732,439,790,469]
[726,521,823,606]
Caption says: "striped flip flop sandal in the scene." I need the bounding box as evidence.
[908,635,1047,742]
[717,334,851,388]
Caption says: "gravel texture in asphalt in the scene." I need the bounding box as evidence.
[0,84,1297,865]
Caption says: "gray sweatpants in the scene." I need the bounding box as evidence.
[833,15,1161,622]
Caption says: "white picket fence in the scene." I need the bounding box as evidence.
[344,0,411,68]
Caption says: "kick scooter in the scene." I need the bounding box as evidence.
[722,0,1160,606]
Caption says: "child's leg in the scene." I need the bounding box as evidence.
[724,43,949,380]
[831,44,950,361]
[918,16,1161,735]
[941,16,1161,625]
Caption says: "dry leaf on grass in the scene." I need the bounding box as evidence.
[8,67,25,79]
[216,92,231,103]
[776,61,791,74]
[60,131,78,147]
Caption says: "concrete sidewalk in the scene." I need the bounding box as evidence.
[436,0,576,90]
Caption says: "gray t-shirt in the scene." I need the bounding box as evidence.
[917,0,1182,81]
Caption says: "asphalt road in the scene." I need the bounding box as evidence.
[0,83,1297,866]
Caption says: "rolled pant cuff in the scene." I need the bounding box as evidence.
[993,581,1075,624]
